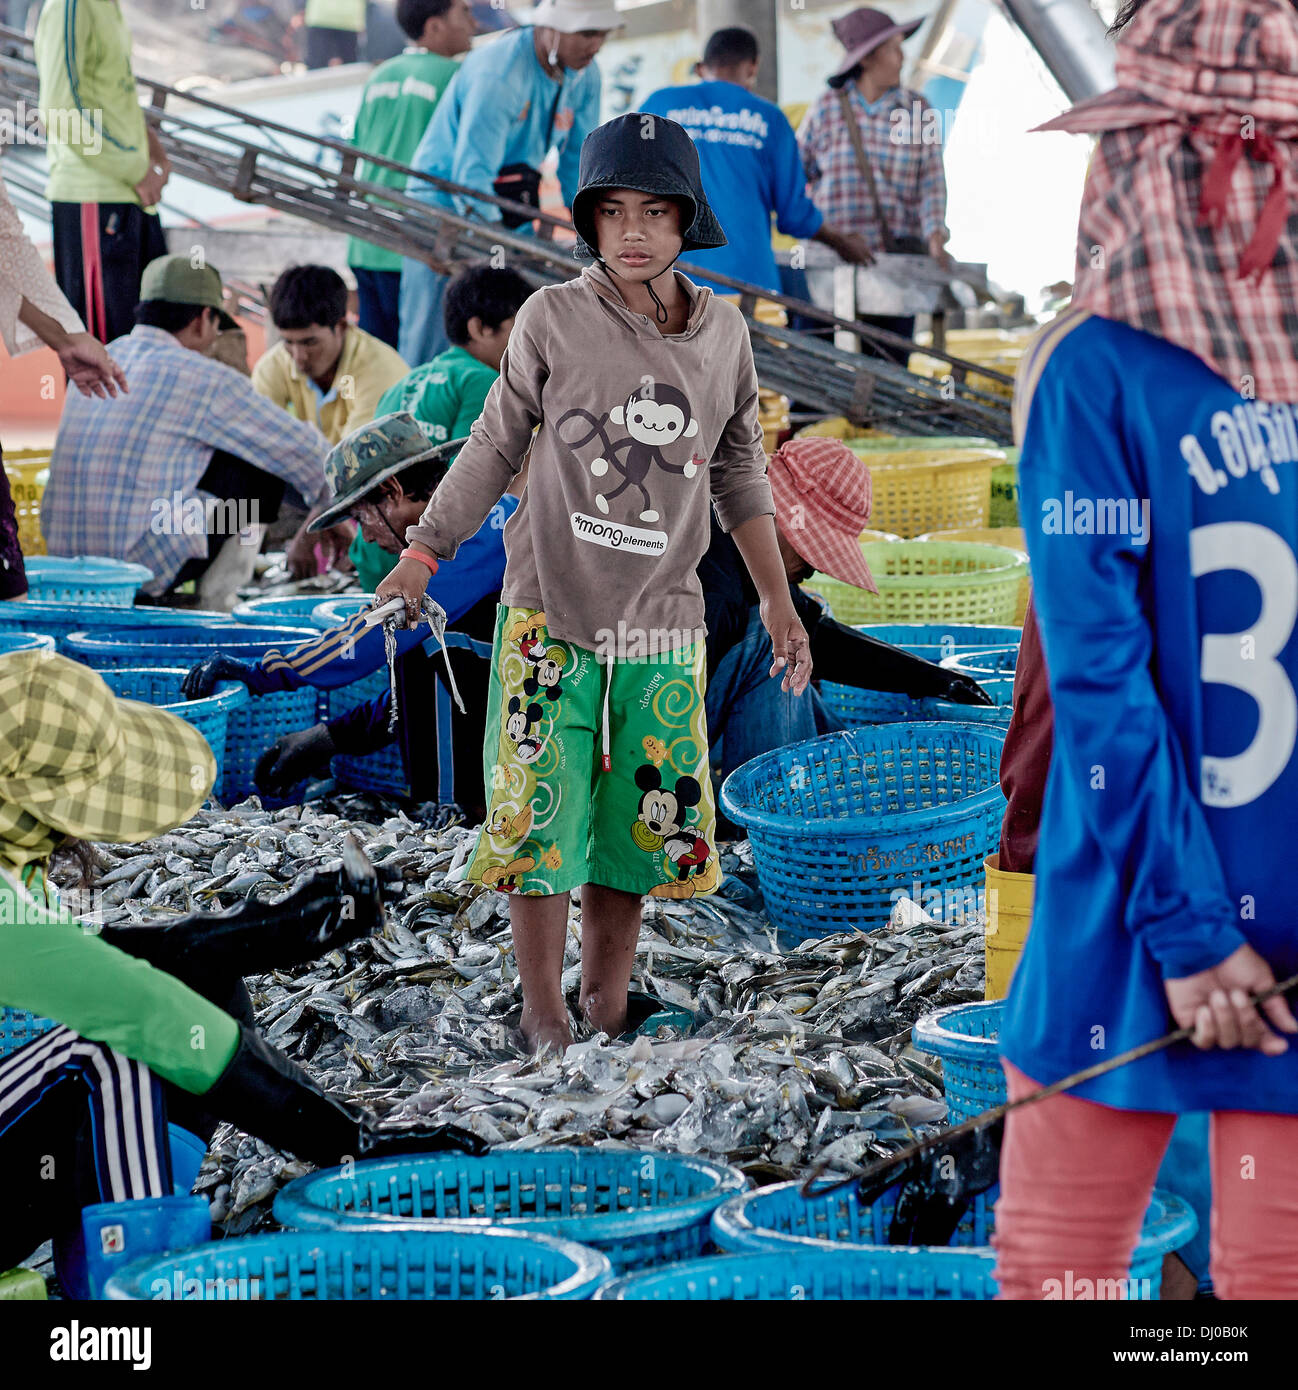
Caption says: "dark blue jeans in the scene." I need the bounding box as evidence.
[353,266,402,351]
[707,608,841,785]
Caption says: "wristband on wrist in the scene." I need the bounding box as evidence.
[400,548,439,576]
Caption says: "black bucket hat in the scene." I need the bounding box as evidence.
[570,113,728,262]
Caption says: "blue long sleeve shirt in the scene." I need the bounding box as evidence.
[243,497,516,731]
[639,79,823,295]
[405,27,600,226]
[1000,309,1298,1114]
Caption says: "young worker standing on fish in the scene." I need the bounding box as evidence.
[0,651,478,1272]
[996,0,1298,1300]
[377,115,811,1052]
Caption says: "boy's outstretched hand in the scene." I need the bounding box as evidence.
[376,555,435,625]
[761,595,813,696]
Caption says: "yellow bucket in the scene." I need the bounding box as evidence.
[984,853,1034,1000]
[919,526,1029,622]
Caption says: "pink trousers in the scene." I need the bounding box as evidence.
[994,1061,1298,1300]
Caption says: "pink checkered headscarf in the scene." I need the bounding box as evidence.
[1036,0,1298,400]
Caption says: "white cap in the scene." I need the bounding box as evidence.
[530,0,623,34]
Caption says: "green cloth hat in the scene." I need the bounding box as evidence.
[308,411,465,532]
[0,651,216,867]
[138,254,239,330]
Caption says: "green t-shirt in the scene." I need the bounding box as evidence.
[347,346,500,589]
[0,865,240,1094]
[347,49,461,273]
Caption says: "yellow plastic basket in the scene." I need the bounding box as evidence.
[3,448,52,557]
[918,526,1030,622]
[805,539,1027,626]
[758,389,790,456]
[793,417,894,442]
[853,448,1000,538]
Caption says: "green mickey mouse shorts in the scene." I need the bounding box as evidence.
[464,605,721,900]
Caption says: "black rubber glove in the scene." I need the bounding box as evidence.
[202,1025,486,1168]
[940,672,996,707]
[254,722,335,796]
[99,836,382,986]
[182,653,258,700]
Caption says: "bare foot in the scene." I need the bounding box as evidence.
[580,990,628,1038]
[521,1004,572,1055]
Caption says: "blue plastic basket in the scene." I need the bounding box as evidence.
[274,1149,747,1273]
[232,595,358,626]
[308,596,408,797]
[710,1181,1195,1299]
[0,601,234,654]
[103,1227,611,1301]
[820,678,1015,729]
[97,666,249,796]
[328,667,409,797]
[594,1249,998,1300]
[857,623,1022,656]
[720,723,1007,940]
[940,645,1019,680]
[23,556,153,605]
[0,1007,57,1059]
[911,1000,1007,1124]
[0,632,55,656]
[310,596,375,629]
[63,625,323,804]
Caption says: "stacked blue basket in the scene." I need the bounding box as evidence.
[22,556,153,605]
[97,667,250,795]
[709,1180,1195,1299]
[911,1000,1007,1124]
[63,625,322,803]
[823,623,1021,728]
[940,645,1019,680]
[232,595,352,626]
[720,723,1007,939]
[0,632,55,657]
[595,1248,998,1300]
[310,595,409,798]
[103,1228,611,1301]
[274,1149,747,1273]
[0,1008,57,1058]
[0,601,233,654]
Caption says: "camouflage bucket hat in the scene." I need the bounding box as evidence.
[0,651,216,849]
[309,412,466,532]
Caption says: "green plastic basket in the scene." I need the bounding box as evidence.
[806,541,1028,626]
[991,449,1020,527]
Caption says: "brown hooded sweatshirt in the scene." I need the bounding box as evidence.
[405,261,775,655]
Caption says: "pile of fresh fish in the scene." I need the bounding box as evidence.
[59,794,985,1236]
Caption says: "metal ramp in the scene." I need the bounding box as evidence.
[0,22,1013,442]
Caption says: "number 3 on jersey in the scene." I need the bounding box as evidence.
[1191,522,1298,808]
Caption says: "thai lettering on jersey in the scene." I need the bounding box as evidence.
[1182,400,1298,496]
[660,105,769,150]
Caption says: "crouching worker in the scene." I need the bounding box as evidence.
[182,413,515,823]
[700,436,991,785]
[0,650,480,1272]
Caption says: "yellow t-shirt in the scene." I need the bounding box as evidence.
[251,324,408,446]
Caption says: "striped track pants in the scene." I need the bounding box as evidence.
[0,1026,173,1204]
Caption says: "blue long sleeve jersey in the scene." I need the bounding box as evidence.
[639,80,823,296]
[1000,309,1298,1115]
[405,26,600,226]
[242,498,517,744]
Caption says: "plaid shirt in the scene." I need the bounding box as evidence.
[43,326,327,592]
[797,85,948,253]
